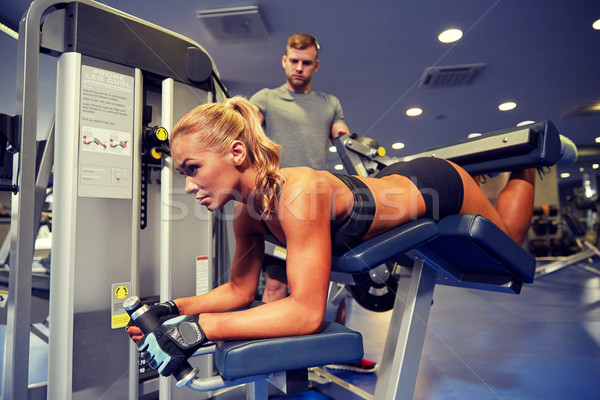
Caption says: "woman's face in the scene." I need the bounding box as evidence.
[170,134,239,211]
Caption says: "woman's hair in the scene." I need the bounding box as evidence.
[286,33,320,57]
[170,96,284,216]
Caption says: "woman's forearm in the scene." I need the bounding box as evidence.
[174,282,255,315]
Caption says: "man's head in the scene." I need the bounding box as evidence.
[282,33,320,93]
[286,33,320,58]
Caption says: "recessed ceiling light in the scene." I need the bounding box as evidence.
[406,107,423,116]
[467,133,482,138]
[329,146,337,152]
[516,120,535,126]
[593,164,599,169]
[499,102,517,111]
[334,164,344,171]
[438,28,463,43]
[560,173,571,178]
[596,137,600,143]
[580,167,585,172]
[593,18,600,30]
[392,142,405,150]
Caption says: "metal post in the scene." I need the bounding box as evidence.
[373,260,437,400]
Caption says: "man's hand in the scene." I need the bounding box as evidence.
[137,315,206,377]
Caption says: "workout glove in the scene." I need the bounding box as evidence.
[137,314,206,377]
[126,300,179,330]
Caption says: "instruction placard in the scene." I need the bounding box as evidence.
[78,58,134,199]
[111,282,132,329]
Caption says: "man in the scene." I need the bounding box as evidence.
[251,33,349,171]
[250,33,377,373]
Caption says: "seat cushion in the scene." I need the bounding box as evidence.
[331,218,438,274]
[214,321,363,381]
[424,214,536,284]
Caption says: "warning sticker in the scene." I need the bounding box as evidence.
[111,282,131,329]
[0,290,8,308]
[196,256,209,295]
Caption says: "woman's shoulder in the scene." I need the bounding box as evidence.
[279,167,333,193]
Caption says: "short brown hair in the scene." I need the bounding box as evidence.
[286,33,319,57]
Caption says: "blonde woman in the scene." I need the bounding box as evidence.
[127,97,536,377]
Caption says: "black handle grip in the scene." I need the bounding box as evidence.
[124,296,197,385]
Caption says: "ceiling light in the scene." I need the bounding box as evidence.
[0,22,18,40]
[406,108,423,117]
[334,164,344,171]
[593,19,600,30]
[392,142,405,150]
[596,137,600,143]
[499,102,517,111]
[329,146,337,153]
[560,173,571,179]
[516,120,535,126]
[467,133,482,138]
[593,164,599,169]
[438,29,463,43]
[580,167,585,172]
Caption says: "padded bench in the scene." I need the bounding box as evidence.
[214,321,363,382]
[182,119,559,398]
[183,214,535,400]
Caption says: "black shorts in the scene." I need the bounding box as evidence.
[375,158,464,221]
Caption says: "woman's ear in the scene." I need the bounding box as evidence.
[231,140,246,166]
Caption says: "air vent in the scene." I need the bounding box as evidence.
[418,63,486,88]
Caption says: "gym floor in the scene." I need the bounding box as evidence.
[283,259,600,399]
[1,260,599,399]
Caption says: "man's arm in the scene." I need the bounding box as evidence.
[331,121,349,139]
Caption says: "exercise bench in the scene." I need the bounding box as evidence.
[139,120,560,399]
[148,213,535,400]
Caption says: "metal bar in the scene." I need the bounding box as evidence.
[2,0,47,396]
[535,248,596,278]
[309,367,374,400]
[373,260,437,400]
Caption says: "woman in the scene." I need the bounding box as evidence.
[128,97,535,377]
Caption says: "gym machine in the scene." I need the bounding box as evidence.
[1,1,229,399]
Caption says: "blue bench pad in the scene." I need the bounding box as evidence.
[332,218,438,274]
[419,215,535,284]
[331,214,535,290]
[214,321,363,381]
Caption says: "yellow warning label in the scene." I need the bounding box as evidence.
[113,313,130,329]
[114,285,129,299]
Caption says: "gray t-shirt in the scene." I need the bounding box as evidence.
[250,85,345,170]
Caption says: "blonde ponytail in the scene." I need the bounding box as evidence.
[170,97,284,216]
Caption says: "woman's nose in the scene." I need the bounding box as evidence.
[185,176,198,194]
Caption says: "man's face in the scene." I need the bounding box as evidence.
[282,46,319,91]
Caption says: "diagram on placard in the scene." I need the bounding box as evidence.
[81,126,131,156]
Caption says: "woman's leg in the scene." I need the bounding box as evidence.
[494,168,536,244]
[452,163,535,245]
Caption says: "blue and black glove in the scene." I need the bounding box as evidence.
[126,300,180,341]
[137,314,207,377]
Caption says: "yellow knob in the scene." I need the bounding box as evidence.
[155,127,168,142]
[151,147,163,159]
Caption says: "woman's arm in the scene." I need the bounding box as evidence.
[175,203,265,315]
[198,173,334,341]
